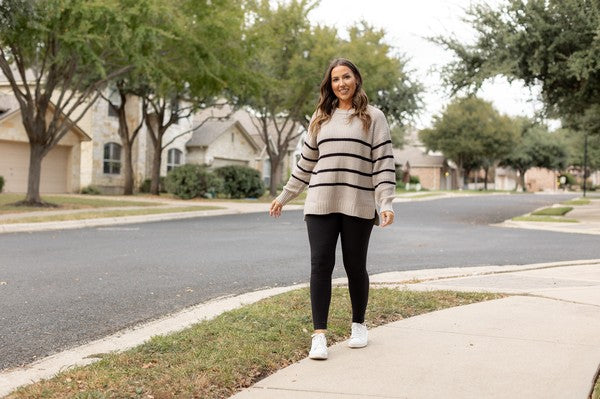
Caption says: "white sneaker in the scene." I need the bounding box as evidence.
[348,322,368,348]
[309,333,328,360]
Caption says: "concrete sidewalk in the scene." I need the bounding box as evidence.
[232,260,600,399]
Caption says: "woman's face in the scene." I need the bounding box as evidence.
[331,65,357,105]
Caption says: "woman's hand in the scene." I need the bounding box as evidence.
[380,211,394,227]
[270,199,283,218]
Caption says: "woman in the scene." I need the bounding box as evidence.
[269,58,396,360]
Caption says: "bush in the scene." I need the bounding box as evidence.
[80,185,101,195]
[559,172,577,187]
[409,175,420,184]
[139,177,166,194]
[214,165,265,199]
[164,164,223,199]
[0,176,4,193]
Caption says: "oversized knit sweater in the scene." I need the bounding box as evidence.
[276,105,396,223]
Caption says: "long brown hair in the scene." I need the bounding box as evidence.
[309,58,371,135]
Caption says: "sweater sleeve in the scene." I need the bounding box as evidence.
[371,110,396,213]
[275,130,319,206]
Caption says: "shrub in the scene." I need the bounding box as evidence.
[80,185,101,195]
[214,165,265,199]
[409,175,420,184]
[559,173,576,187]
[139,177,167,194]
[395,165,404,184]
[0,176,4,193]
[164,164,223,199]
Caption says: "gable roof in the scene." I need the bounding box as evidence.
[186,119,260,151]
[0,93,91,141]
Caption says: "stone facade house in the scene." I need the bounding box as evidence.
[186,119,261,169]
[0,93,90,194]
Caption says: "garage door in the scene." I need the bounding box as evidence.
[0,141,69,193]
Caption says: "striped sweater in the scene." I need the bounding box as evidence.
[276,105,396,223]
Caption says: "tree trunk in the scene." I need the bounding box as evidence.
[484,167,489,190]
[269,159,281,197]
[519,169,527,192]
[150,144,162,195]
[24,143,45,205]
[123,140,134,195]
[463,168,470,188]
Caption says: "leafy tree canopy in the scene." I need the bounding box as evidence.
[435,0,600,130]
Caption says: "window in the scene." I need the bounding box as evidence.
[103,142,122,174]
[167,148,183,172]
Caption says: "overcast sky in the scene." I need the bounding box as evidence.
[308,0,548,129]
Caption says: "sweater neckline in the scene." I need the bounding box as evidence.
[335,108,355,114]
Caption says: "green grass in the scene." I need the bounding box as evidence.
[560,199,591,206]
[1,206,222,224]
[0,194,162,214]
[531,206,573,216]
[512,215,578,223]
[7,287,502,399]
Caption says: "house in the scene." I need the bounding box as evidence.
[393,128,459,190]
[185,119,261,169]
[0,76,300,194]
[193,105,302,188]
[393,146,458,190]
[0,93,91,193]
[495,167,559,191]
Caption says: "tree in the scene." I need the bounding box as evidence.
[142,0,249,195]
[435,0,600,129]
[242,1,424,196]
[241,0,337,196]
[501,119,568,191]
[0,0,131,205]
[557,128,600,173]
[420,97,517,188]
[342,22,423,129]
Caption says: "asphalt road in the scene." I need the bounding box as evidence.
[1,193,599,370]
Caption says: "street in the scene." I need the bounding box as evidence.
[1,193,599,370]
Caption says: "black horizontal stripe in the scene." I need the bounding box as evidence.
[301,153,317,162]
[304,142,317,151]
[309,182,375,191]
[373,155,395,163]
[318,138,372,149]
[372,140,392,150]
[296,163,312,174]
[319,152,372,163]
[313,167,373,177]
[374,181,396,189]
[291,174,309,185]
[372,168,396,175]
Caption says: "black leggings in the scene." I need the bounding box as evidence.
[305,213,375,330]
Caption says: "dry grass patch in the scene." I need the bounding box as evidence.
[1,206,222,224]
[0,194,162,214]
[7,288,503,399]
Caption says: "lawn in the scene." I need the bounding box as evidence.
[1,206,222,224]
[0,194,162,214]
[531,206,573,216]
[7,287,502,399]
